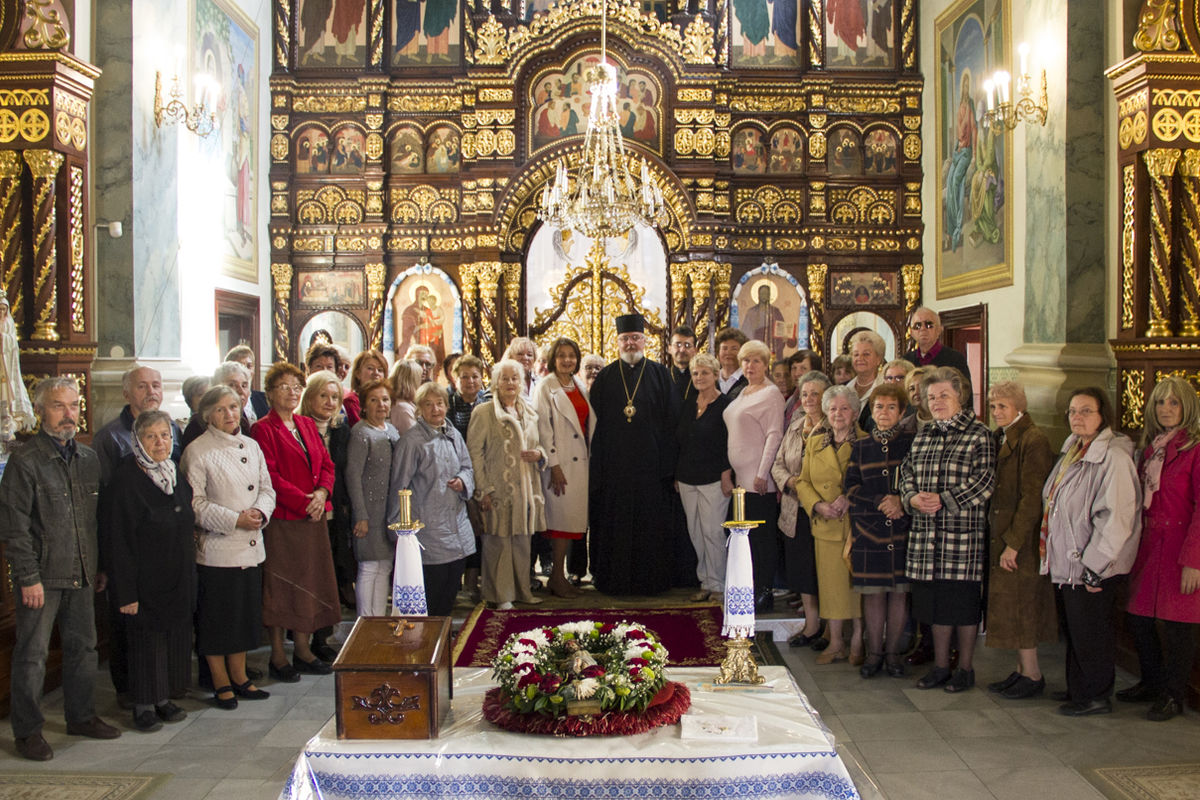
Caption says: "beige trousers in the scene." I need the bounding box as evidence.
[481,534,535,604]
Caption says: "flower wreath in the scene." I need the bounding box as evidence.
[484,620,691,736]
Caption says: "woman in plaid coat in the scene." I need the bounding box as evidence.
[899,367,996,693]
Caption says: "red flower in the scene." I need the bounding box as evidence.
[628,657,648,667]
[582,664,606,679]
[539,674,562,694]
[514,662,534,675]
[517,671,541,689]
[625,629,645,639]
[599,623,615,634]
[518,638,537,647]
[543,628,555,640]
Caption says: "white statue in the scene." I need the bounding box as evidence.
[0,288,34,438]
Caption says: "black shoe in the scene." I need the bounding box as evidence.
[944,668,975,693]
[885,656,906,678]
[15,732,53,761]
[213,686,238,711]
[916,666,952,690]
[788,621,827,648]
[811,637,830,652]
[1116,682,1160,703]
[1050,689,1071,702]
[155,701,187,723]
[1058,698,1112,716]
[1147,695,1183,722]
[1001,676,1045,700]
[313,644,339,663]
[66,717,121,739]
[246,667,263,682]
[293,656,333,675]
[269,661,301,683]
[988,671,1021,694]
[860,655,885,679]
[233,680,271,700]
[133,710,163,732]
[754,591,775,613]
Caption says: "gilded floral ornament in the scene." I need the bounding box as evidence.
[474,15,510,65]
[1133,0,1181,52]
[506,0,686,63]
[681,15,716,65]
[22,0,71,51]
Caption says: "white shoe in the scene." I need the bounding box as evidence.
[497,602,514,610]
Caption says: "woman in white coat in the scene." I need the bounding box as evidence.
[534,337,596,598]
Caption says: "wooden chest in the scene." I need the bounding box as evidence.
[332,616,452,740]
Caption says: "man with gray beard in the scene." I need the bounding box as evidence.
[0,377,120,760]
[587,314,681,595]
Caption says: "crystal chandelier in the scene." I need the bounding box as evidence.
[539,0,666,238]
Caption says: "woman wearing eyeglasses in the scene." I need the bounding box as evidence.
[1041,387,1140,716]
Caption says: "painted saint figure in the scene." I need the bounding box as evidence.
[0,289,34,438]
[943,70,976,252]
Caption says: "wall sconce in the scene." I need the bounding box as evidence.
[153,71,218,138]
[981,43,1048,132]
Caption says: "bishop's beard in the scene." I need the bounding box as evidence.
[619,350,644,366]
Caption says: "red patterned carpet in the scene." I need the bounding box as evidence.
[452,604,727,667]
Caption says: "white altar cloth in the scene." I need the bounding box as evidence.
[280,666,858,800]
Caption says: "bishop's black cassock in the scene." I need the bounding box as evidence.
[587,355,681,595]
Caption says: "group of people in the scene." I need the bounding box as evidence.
[2,306,1198,761]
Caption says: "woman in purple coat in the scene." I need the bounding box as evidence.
[1121,377,1200,721]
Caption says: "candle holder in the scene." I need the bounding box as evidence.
[387,489,425,534]
[981,44,1048,133]
[716,487,766,686]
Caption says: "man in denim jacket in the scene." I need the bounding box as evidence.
[0,376,120,760]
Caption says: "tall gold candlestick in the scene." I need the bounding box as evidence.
[398,489,412,527]
[731,487,745,521]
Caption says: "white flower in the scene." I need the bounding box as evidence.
[557,621,593,637]
[573,678,599,699]
[524,629,549,648]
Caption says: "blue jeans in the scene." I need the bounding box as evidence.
[10,586,98,737]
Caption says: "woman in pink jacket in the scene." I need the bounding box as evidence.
[1121,377,1200,721]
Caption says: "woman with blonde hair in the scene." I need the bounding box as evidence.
[847,330,887,428]
[1121,377,1200,720]
[983,381,1056,699]
[503,337,539,400]
[342,349,389,426]
[389,359,423,435]
[467,359,546,609]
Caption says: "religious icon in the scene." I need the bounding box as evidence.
[738,280,798,361]
[296,128,330,174]
[298,0,367,67]
[425,126,461,174]
[393,0,462,66]
[330,126,366,175]
[394,280,448,366]
[732,128,765,174]
[529,54,661,153]
[827,128,862,175]
[826,0,895,69]
[732,0,802,67]
[768,126,803,173]
[863,128,898,176]
[390,127,424,173]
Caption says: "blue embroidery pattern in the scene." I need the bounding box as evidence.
[725,586,756,615]
[393,584,427,615]
[307,770,858,799]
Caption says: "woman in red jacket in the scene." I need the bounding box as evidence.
[1121,376,1200,721]
[253,363,340,682]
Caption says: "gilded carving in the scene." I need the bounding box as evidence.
[903,115,920,130]
[496,130,516,156]
[1121,164,1136,329]
[389,185,459,224]
[506,0,686,64]
[901,263,922,315]
[829,187,895,226]
[1144,148,1181,337]
[901,0,916,68]
[0,151,24,325]
[681,15,716,65]
[274,0,290,68]
[0,88,49,107]
[479,88,514,103]
[1121,369,1145,430]
[23,0,71,51]
[715,131,731,158]
[729,95,805,112]
[809,132,826,159]
[826,96,900,114]
[678,88,713,103]
[366,132,384,160]
[68,165,84,334]
[1152,107,1184,141]
[292,95,367,113]
[271,114,288,130]
[1133,0,1181,52]
[364,262,387,349]
[271,133,288,160]
[674,129,694,155]
[806,263,827,356]
[902,134,921,160]
[270,263,292,362]
[694,128,715,156]
[1177,150,1200,336]
[475,129,496,156]
[808,0,823,68]
[388,94,462,113]
[24,149,63,340]
[734,185,803,225]
[474,15,510,65]
[364,113,383,130]
[1150,89,1200,107]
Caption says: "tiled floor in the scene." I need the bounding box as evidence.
[3,587,1200,799]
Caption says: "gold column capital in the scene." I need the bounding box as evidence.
[23,149,65,179]
[270,262,293,301]
[0,151,21,178]
[1180,149,1200,177]
[901,263,923,315]
[365,262,387,300]
[1143,147,1181,177]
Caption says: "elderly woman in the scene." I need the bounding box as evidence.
[301,369,357,618]
[182,362,252,447]
[389,382,477,616]
[783,350,822,428]
[181,376,210,422]
[181,385,275,710]
[503,337,539,400]
[1042,387,1140,715]
[403,344,437,384]
[342,349,389,426]
[467,359,546,610]
[983,382,1056,699]
[724,339,786,612]
[676,352,734,603]
[252,363,340,681]
[771,361,793,397]
[845,384,914,678]
[346,378,400,616]
[107,410,196,730]
[883,359,914,387]
[798,385,866,664]
[847,331,887,428]
[581,353,605,391]
[533,337,596,598]
[774,371,831,647]
[389,359,423,435]
[447,354,490,601]
[899,367,995,692]
[1122,377,1200,721]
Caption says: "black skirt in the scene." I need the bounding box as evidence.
[196,564,263,656]
[910,579,982,626]
[783,508,819,596]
